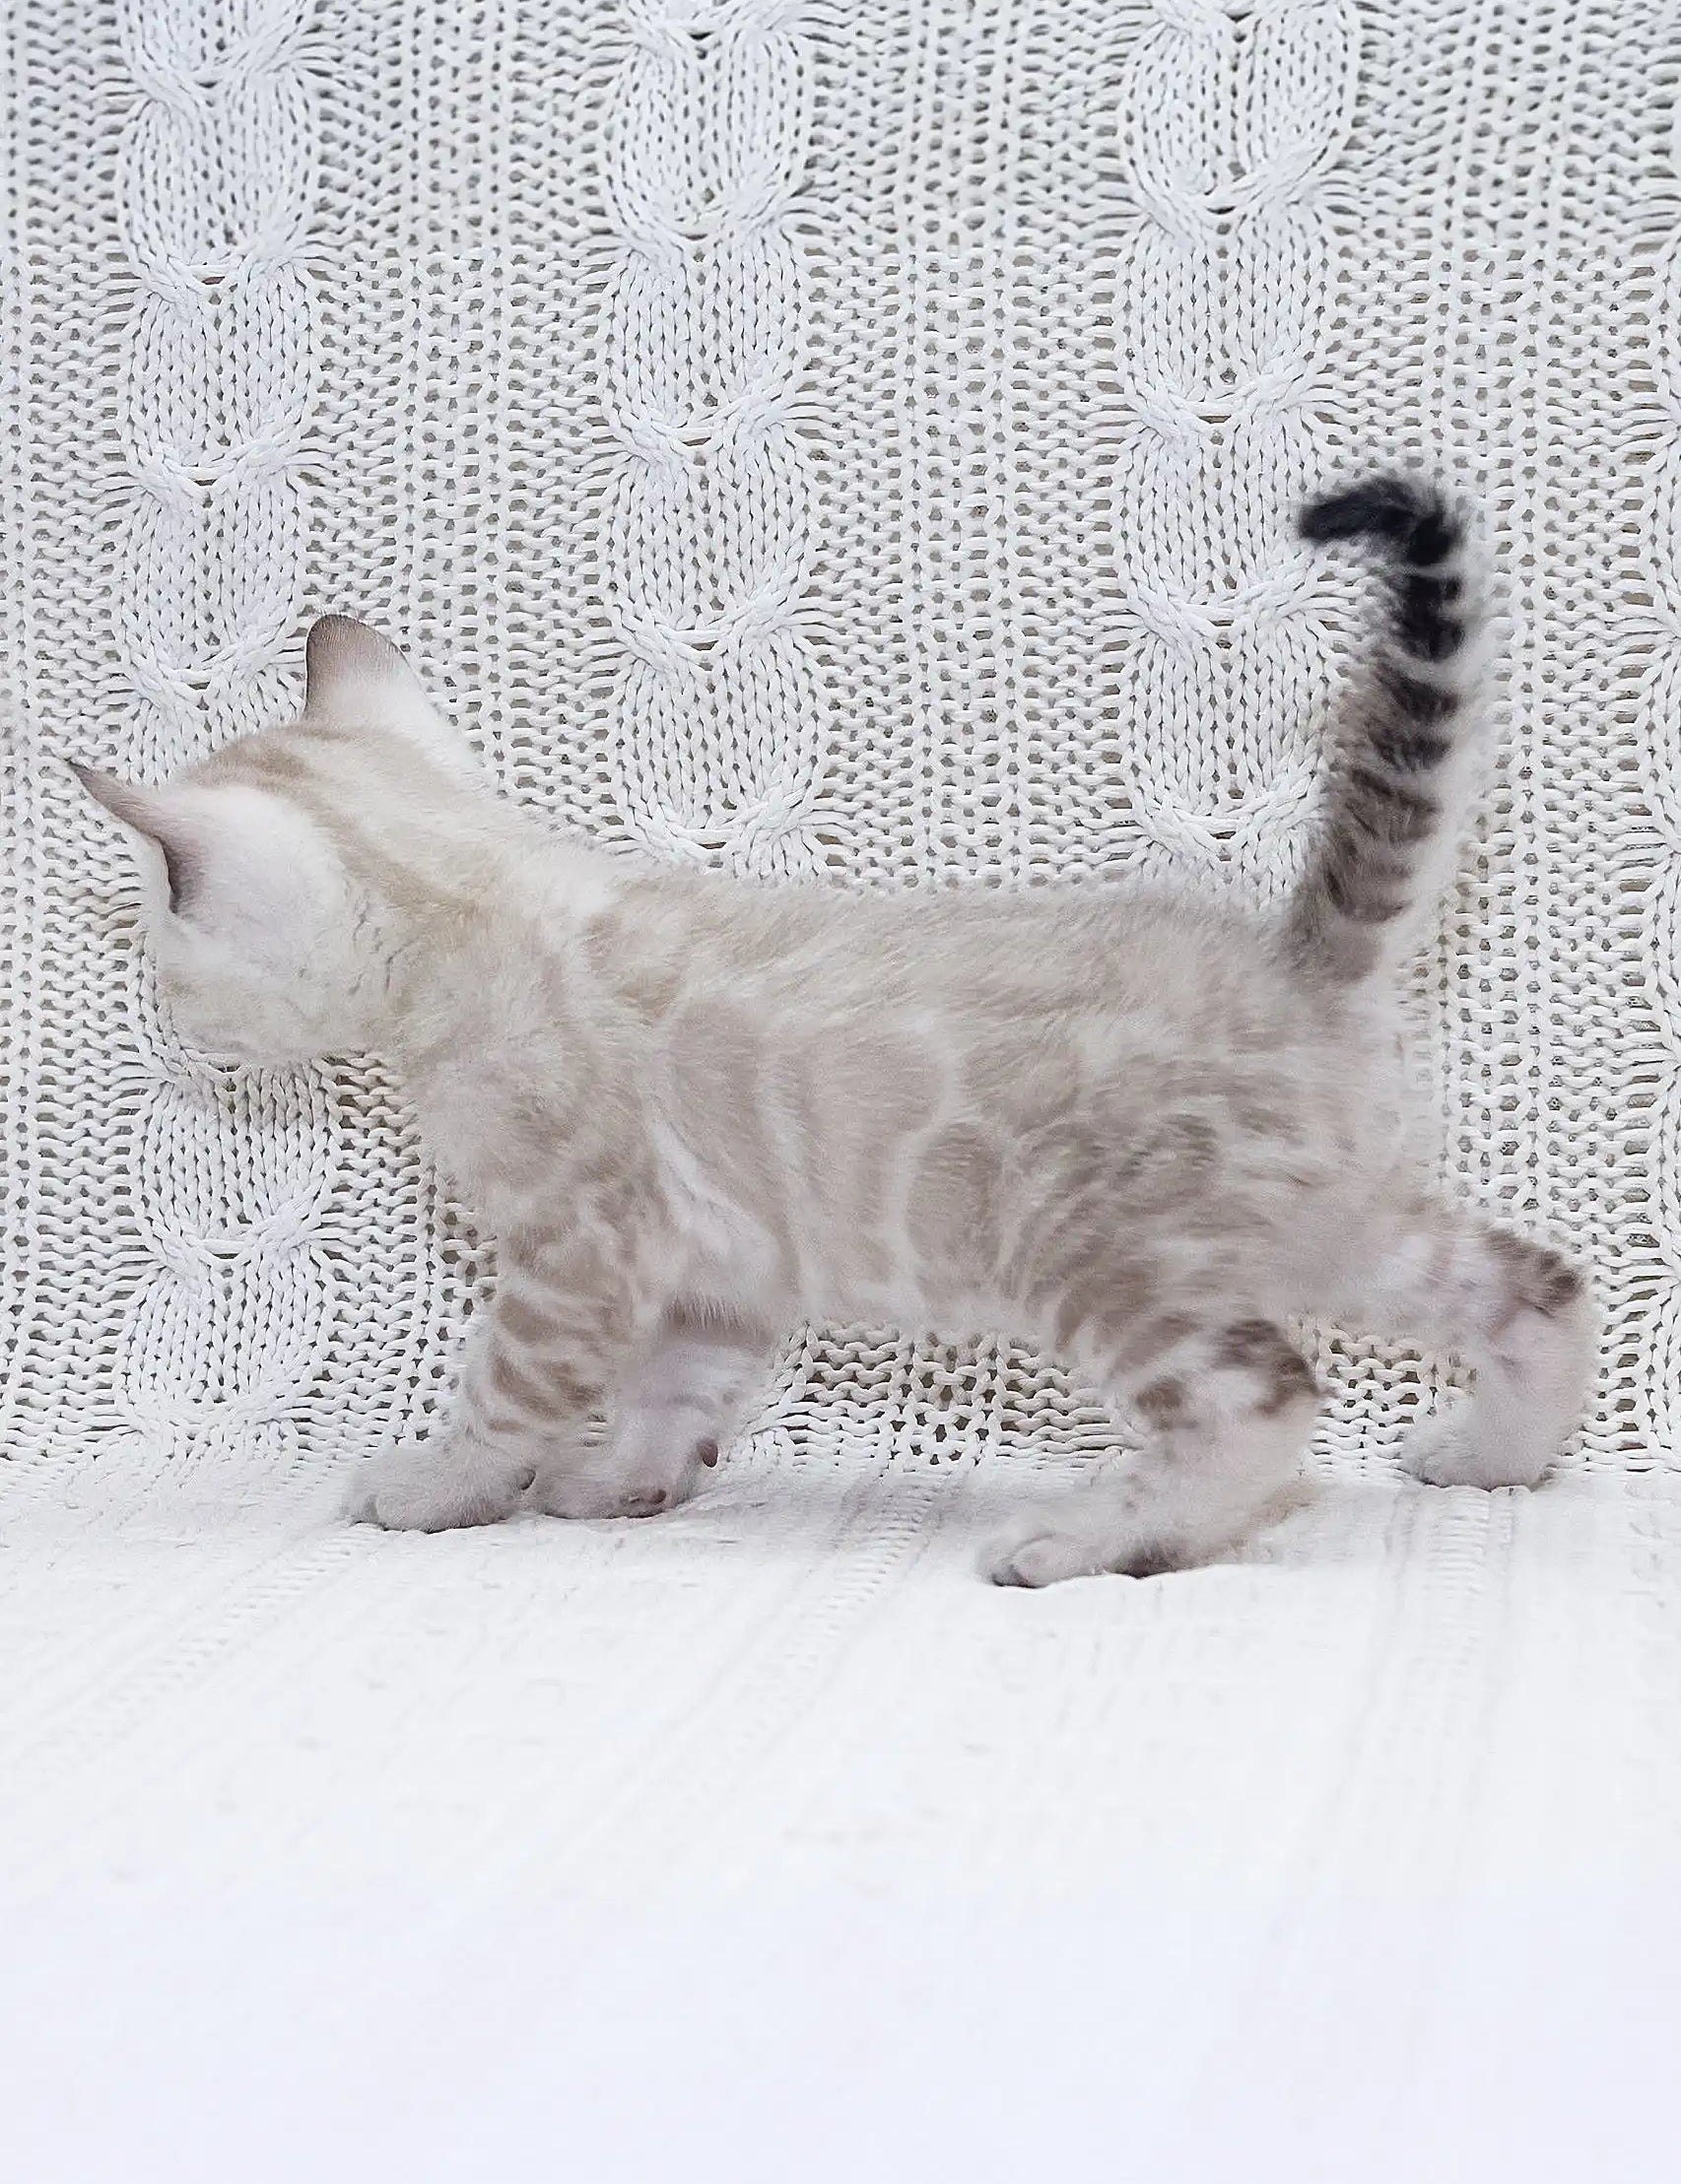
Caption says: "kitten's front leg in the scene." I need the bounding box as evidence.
[346,1241,633,1534]
[533,1310,771,1521]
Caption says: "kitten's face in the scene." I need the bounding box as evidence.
[74,620,459,1066]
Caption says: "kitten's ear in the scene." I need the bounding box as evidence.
[303,616,446,743]
[69,764,204,911]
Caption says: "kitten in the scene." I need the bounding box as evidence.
[74,478,1594,1584]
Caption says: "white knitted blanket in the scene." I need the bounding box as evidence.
[3,4,1678,2175]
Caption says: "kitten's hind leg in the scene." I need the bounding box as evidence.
[1353,1204,1595,1489]
[533,1306,772,1521]
[987,1316,1317,1587]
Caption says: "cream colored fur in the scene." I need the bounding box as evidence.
[75,513,1594,1584]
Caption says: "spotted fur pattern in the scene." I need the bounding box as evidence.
[73,485,1594,1583]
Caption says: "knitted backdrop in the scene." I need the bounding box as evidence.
[4,0,1669,1489]
[3,7,1679,2172]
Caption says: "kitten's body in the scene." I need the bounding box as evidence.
[76,480,1595,1582]
[419,862,1400,1319]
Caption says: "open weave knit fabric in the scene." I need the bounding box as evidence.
[3,5,1680,2177]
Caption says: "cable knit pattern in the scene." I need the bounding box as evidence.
[1099,0,1357,893]
[1,0,1671,1570]
[1635,57,1681,1453]
[597,1,832,875]
[106,0,337,1474]
[2,11,1680,2156]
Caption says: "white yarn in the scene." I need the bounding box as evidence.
[2,9,1679,2159]
[3,0,1673,1541]
[2,0,1673,1534]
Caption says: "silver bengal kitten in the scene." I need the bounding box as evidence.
[76,478,1593,1584]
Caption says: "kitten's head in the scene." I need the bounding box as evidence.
[74,619,473,1066]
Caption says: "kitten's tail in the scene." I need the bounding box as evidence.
[1285,475,1489,988]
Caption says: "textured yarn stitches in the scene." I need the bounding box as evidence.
[1,0,1675,1486]
[102,0,338,1480]
[597,3,833,876]
[2,20,1679,2159]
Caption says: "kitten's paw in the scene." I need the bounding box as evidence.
[1404,1411,1549,1491]
[535,1406,722,1522]
[531,1447,704,1522]
[344,1442,536,1532]
[984,1525,1133,1588]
